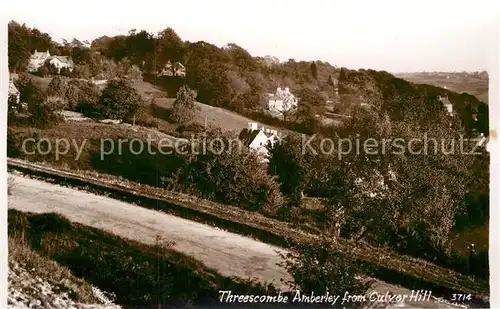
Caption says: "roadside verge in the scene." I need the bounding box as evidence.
[7,158,488,298]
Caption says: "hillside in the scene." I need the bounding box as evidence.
[8,236,120,308]
[395,72,489,104]
[337,68,488,132]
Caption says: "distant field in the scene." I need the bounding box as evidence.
[395,72,489,103]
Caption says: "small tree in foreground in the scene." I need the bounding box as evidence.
[279,238,371,308]
[96,79,141,120]
[170,85,197,124]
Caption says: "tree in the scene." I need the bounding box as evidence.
[280,237,371,307]
[96,80,141,120]
[126,30,155,70]
[157,28,184,75]
[268,133,315,203]
[16,74,45,106]
[71,47,91,64]
[163,131,284,212]
[8,22,30,72]
[170,85,197,124]
[310,61,318,80]
[329,104,479,258]
[63,79,100,113]
[224,43,258,71]
[327,74,335,87]
[47,75,69,98]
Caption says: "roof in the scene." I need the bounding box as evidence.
[31,50,50,59]
[238,129,261,147]
[50,56,73,64]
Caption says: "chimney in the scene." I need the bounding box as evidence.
[248,122,258,131]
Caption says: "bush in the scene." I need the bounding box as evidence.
[280,238,371,308]
[170,85,197,124]
[176,123,205,134]
[164,133,284,211]
[47,75,69,99]
[95,79,141,120]
[65,79,100,112]
[28,98,63,128]
[8,94,20,116]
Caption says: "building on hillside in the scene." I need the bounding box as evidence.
[238,122,281,163]
[158,61,186,77]
[48,56,74,72]
[438,95,453,116]
[28,50,51,72]
[8,79,20,104]
[28,50,74,73]
[267,87,298,113]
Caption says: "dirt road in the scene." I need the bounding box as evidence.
[8,174,462,308]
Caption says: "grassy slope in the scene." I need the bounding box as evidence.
[9,236,101,305]
[8,209,275,307]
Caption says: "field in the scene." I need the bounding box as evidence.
[395,72,489,103]
[26,75,286,134]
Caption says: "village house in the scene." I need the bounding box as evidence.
[267,87,298,113]
[238,122,281,163]
[9,79,20,104]
[438,94,453,116]
[158,61,186,77]
[28,50,74,73]
[48,56,74,72]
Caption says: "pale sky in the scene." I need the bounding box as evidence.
[5,0,500,72]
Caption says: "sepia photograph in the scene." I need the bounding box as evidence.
[2,0,499,308]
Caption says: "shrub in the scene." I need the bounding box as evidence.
[95,79,141,120]
[28,98,63,128]
[280,238,371,308]
[170,85,197,124]
[165,133,284,211]
[175,123,205,134]
[65,79,100,112]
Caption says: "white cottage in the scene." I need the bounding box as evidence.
[238,122,281,163]
[267,87,298,113]
[28,50,74,73]
[48,56,74,72]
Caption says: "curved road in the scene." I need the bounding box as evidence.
[8,174,461,308]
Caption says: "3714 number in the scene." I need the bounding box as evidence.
[451,294,472,302]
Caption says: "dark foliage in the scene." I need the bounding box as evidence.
[95,79,141,120]
[8,210,277,307]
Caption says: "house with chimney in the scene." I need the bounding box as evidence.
[28,50,74,73]
[238,122,281,162]
[267,87,298,113]
[48,56,74,72]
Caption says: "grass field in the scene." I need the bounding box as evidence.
[395,72,489,103]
